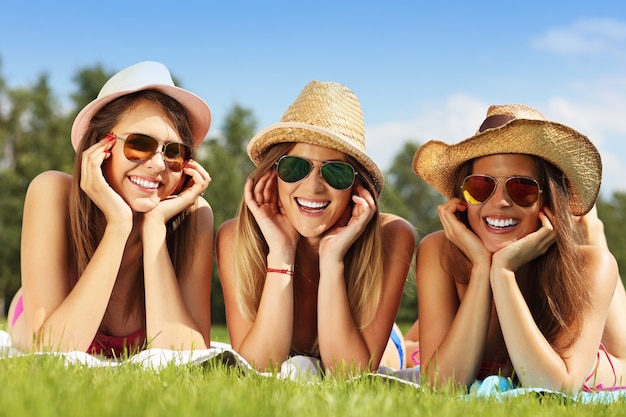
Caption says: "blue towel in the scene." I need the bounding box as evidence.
[468,375,626,404]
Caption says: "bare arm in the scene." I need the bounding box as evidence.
[216,219,296,369]
[141,159,213,350]
[141,199,213,350]
[19,170,131,352]
[418,199,495,386]
[317,214,415,373]
[216,172,301,369]
[417,232,494,386]
[492,228,618,392]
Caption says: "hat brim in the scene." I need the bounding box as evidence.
[247,121,384,195]
[412,119,602,215]
[71,84,211,151]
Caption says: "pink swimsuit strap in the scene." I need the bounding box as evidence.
[11,294,24,328]
[583,343,626,392]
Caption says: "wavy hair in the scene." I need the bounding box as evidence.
[233,143,384,353]
[68,90,198,317]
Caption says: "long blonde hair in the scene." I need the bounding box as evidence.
[68,90,198,317]
[233,143,384,339]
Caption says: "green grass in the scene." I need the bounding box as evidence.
[1,324,624,416]
[0,353,623,417]
[210,323,230,344]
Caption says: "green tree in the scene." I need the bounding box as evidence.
[196,104,257,324]
[69,64,112,116]
[380,142,444,238]
[598,192,626,279]
[380,142,444,323]
[0,72,74,304]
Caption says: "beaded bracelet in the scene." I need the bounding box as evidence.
[266,268,295,276]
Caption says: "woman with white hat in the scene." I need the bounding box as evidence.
[8,61,214,355]
[216,81,415,376]
[411,104,626,392]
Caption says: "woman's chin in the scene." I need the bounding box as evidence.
[129,198,160,213]
[484,239,516,254]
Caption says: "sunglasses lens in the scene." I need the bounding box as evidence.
[321,162,356,190]
[277,156,312,183]
[506,177,540,207]
[123,134,189,172]
[124,134,158,161]
[163,143,190,172]
[462,175,496,205]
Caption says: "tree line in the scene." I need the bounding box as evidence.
[1,60,624,323]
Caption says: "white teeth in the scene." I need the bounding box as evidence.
[130,176,159,189]
[296,198,329,209]
[485,217,519,228]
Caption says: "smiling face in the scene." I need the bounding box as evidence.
[277,143,354,239]
[466,154,544,253]
[102,99,184,212]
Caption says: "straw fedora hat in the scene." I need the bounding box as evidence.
[247,80,384,195]
[71,61,211,151]
[412,104,602,215]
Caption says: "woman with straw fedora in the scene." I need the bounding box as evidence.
[411,104,626,392]
[216,81,415,376]
[8,61,214,355]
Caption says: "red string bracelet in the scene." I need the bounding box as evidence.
[267,268,295,276]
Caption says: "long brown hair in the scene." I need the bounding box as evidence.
[233,143,384,354]
[446,156,589,353]
[68,90,197,317]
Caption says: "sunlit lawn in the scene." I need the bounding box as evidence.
[1,322,624,416]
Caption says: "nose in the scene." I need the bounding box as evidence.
[145,146,167,170]
[302,164,326,191]
[491,182,512,207]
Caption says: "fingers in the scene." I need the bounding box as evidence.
[349,185,376,225]
[244,170,278,213]
[80,136,116,193]
[182,159,211,195]
[438,199,467,237]
[536,211,557,251]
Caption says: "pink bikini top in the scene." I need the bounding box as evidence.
[88,329,146,357]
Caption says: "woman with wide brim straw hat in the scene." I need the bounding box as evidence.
[412,103,601,216]
[8,61,214,355]
[408,103,626,393]
[217,80,415,376]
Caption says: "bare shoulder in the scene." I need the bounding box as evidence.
[215,218,239,287]
[216,218,238,262]
[27,170,72,195]
[191,196,214,229]
[195,195,214,211]
[416,230,449,263]
[25,171,72,209]
[580,245,619,292]
[418,230,447,248]
[380,213,416,243]
[216,218,237,243]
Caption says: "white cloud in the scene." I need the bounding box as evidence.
[542,78,626,196]
[367,86,626,198]
[366,94,487,171]
[531,18,626,57]
[367,17,626,198]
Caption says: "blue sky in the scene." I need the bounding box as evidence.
[2,0,625,197]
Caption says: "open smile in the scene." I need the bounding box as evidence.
[485,216,519,229]
[129,175,160,190]
[296,197,330,213]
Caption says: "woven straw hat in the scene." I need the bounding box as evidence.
[71,61,211,151]
[247,80,384,195]
[412,104,602,215]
